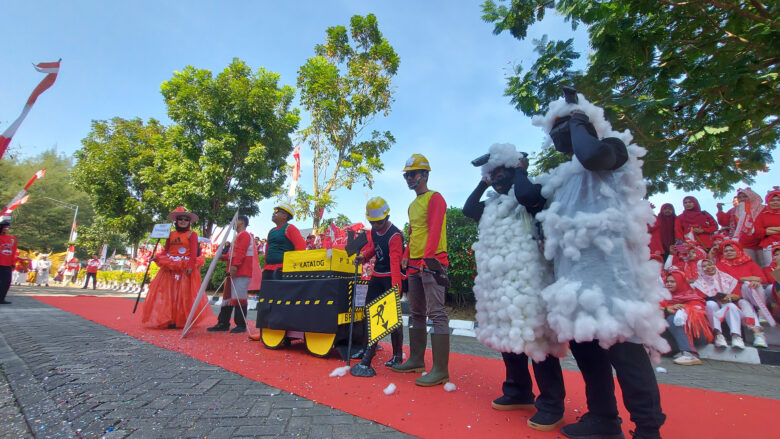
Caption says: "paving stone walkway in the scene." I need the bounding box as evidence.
[0,295,411,439]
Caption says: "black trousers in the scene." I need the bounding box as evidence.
[83,272,97,289]
[502,351,565,416]
[569,340,665,432]
[0,266,11,301]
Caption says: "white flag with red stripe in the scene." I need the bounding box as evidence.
[0,61,61,159]
[3,168,45,213]
[1,194,29,216]
[286,145,302,200]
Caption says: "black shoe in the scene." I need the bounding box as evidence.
[350,347,366,360]
[490,394,535,411]
[168,323,177,329]
[0,301,11,305]
[229,326,246,333]
[207,323,230,332]
[560,413,624,439]
[349,363,377,377]
[528,411,565,432]
[384,354,403,368]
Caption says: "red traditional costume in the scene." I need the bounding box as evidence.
[141,207,210,328]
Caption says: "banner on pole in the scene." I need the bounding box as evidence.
[366,285,401,345]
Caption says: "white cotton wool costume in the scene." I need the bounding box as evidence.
[472,143,567,362]
[532,95,670,358]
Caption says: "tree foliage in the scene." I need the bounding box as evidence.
[295,14,400,228]
[0,150,96,254]
[482,0,779,195]
[73,59,300,241]
[445,207,478,306]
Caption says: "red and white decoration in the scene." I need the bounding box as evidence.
[2,168,45,217]
[0,61,61,159]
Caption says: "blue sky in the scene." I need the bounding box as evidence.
[2,1,777,240]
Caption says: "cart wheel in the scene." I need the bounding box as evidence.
[304,332,336,357]
[261,328,287,349]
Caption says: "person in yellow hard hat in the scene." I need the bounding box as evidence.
[262,203,306,280]
[392,154,451,387]
[350,197,406,377]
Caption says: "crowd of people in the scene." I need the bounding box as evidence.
[650,188,780,365]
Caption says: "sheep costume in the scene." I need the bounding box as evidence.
[472,143,567,362]
[532,95,670,358]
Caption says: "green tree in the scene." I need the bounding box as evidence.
[161,58,300,234]
[296,14,400,228]
[0,150,96,254]
[72,117,169,246]
[482,0,779,195]
[445,207,478,306]
[73,59,300,242]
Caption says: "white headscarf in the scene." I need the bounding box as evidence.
[692,259,738,297]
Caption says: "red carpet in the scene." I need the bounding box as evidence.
[35,296,778,438]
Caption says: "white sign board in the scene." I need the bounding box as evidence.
[355,283,369,307]
[150,223,173,239]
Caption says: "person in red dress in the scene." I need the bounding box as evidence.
[141,207,211,329]
[0,220,18,304]
[755,187,780,266]
[675,196,718,250]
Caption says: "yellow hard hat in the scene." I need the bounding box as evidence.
[275,202,296,219]
[366,197,390,222]
[403,153,431,172]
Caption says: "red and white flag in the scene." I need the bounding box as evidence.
[0,60,61,159]
[1,194,29,216]
[3,168,45,213]
[287,145,302,200]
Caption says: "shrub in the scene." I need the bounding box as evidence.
[445,207,478,306]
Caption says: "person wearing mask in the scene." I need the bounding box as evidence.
[0,220,17,304]
[209,215,260,333]
[719,188,764,265]
[141,207,210,329]
[463,143,567,432]
[350,197,405,377]
[517,90,668,439]
[391,154,450,387]
[82,254,101,290]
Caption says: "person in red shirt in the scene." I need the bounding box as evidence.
[0,220,18,304]
[661,270,710,366]
[141,207,210,329]
[350,197,405,378]
[209,215,261,333]
[675,196,718,250]
[716,240,768,348]
[82,254,101,290]
[755,187,780,266]
[717,188,765,265]
[65,257,80,285]
[648,204,676,259]
[392,154,450,387]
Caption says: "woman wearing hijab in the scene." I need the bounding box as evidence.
[721,188,765,266]
[715,240,769,348]
[661,270,711,366]
[762,245,780,319]
[755,187,780,266]
[694,259,741,349]
[649,204,677,260]
[675,196,718,250]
